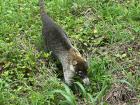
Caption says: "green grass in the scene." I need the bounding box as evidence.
[0,0,140,105]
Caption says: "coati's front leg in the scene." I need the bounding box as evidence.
[57,51,75,85]
[61,57,75,85]
[63,64,75,85]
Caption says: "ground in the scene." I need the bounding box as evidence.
[0,0,140,105]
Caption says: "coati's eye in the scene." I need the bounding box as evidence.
[76,70,87,79]
[76,71,81,75]
[78,71,83,76]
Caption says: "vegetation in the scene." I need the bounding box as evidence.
[0,0,140,104]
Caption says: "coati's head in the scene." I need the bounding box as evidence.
[69,48,90,85]
[74,60,90,85]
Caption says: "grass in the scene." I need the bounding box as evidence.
[0,0,140,105]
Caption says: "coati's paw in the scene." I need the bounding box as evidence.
[63,70,75,86]
[64,79,74,86]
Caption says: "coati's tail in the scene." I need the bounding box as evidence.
[39,0,54,25]
[39,0,46,17]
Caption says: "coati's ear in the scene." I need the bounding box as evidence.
[73,60,77,66]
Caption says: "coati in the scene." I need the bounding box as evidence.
[39,0,90,85]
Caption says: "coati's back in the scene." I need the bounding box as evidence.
[39,0,72,55]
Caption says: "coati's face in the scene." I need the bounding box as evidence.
[73,60,90,85]
[69,48,90,85]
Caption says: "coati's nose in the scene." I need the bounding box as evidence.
[82,77,90,85]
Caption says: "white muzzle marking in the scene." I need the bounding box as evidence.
[82,77,90,85]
